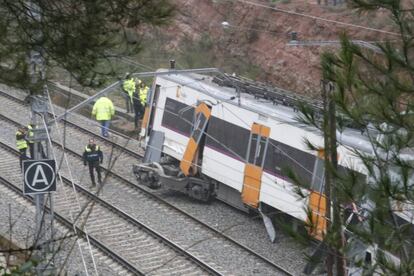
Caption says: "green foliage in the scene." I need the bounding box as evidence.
[290,0,414,273]
[0,0,174,94]
[0,259,38,275]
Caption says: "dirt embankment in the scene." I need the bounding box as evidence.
[154,0,394,97]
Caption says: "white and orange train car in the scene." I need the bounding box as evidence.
[133,69,412,273]
[133,70,371,238]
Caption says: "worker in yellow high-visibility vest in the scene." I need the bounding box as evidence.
[16,126,28,169]
[132,81,149,128]
[139,81,149,109]
[92,97,115,137]
[122,73,135,113]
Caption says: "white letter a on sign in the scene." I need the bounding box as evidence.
[32,165,48,187]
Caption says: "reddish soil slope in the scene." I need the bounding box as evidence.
[159,0,393,97]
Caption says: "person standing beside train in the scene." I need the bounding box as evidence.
[92,96,115,138]
[131,80,150,129]
[132,79,143,129]
[122,73,135,113]
[138,81,149,119]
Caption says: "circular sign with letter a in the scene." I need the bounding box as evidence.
[23,159,56,195]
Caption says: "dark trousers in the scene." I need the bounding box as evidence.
[88,161,102,185]
[133,102,144,128]
[29,143,34,159]
[19,148,28,169]
[122,92,132,113]
[29,143,46,159]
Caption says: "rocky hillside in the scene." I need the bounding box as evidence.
[140,0,394,97]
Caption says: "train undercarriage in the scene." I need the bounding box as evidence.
[133,158,215,202]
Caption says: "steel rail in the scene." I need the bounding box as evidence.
[0,142,144,276]
[0,89,142,160]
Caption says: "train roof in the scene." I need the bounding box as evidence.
[158,70,308,122]
[157,71,371,150]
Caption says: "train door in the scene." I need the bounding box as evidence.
[308,149,327,241]
[141,84,160,138]
[179,102,211,176]
[241,123,270,208]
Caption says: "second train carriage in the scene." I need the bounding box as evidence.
[133,69,371,240]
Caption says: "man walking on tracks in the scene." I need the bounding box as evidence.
[92,96,115,137]
[83,138,103,187]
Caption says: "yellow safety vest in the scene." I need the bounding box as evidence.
[16,131,28,150]
[92,97,115,121]
[123,78,136,102]
[85,145,100,152]
[27,125,34,143]
[139,86,149,105]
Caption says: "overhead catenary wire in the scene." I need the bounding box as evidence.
[228,0,401,37]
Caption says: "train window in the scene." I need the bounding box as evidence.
[247,134,258,164]
[192,112,208,144]
[247,133,268,167]
[161,98,194,136]
[364,251,372,265]
[264,140,315,185]
[311,158,325,192]
[205,117,250,160]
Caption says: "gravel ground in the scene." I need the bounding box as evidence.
[0,178,128,275]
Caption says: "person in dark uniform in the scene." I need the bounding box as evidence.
[82,138,103,186]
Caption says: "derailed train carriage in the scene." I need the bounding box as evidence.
[133,69,409,272]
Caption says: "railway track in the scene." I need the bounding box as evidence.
[0,142,136,275]
[0,87,296,275]
[0,140,218,275]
